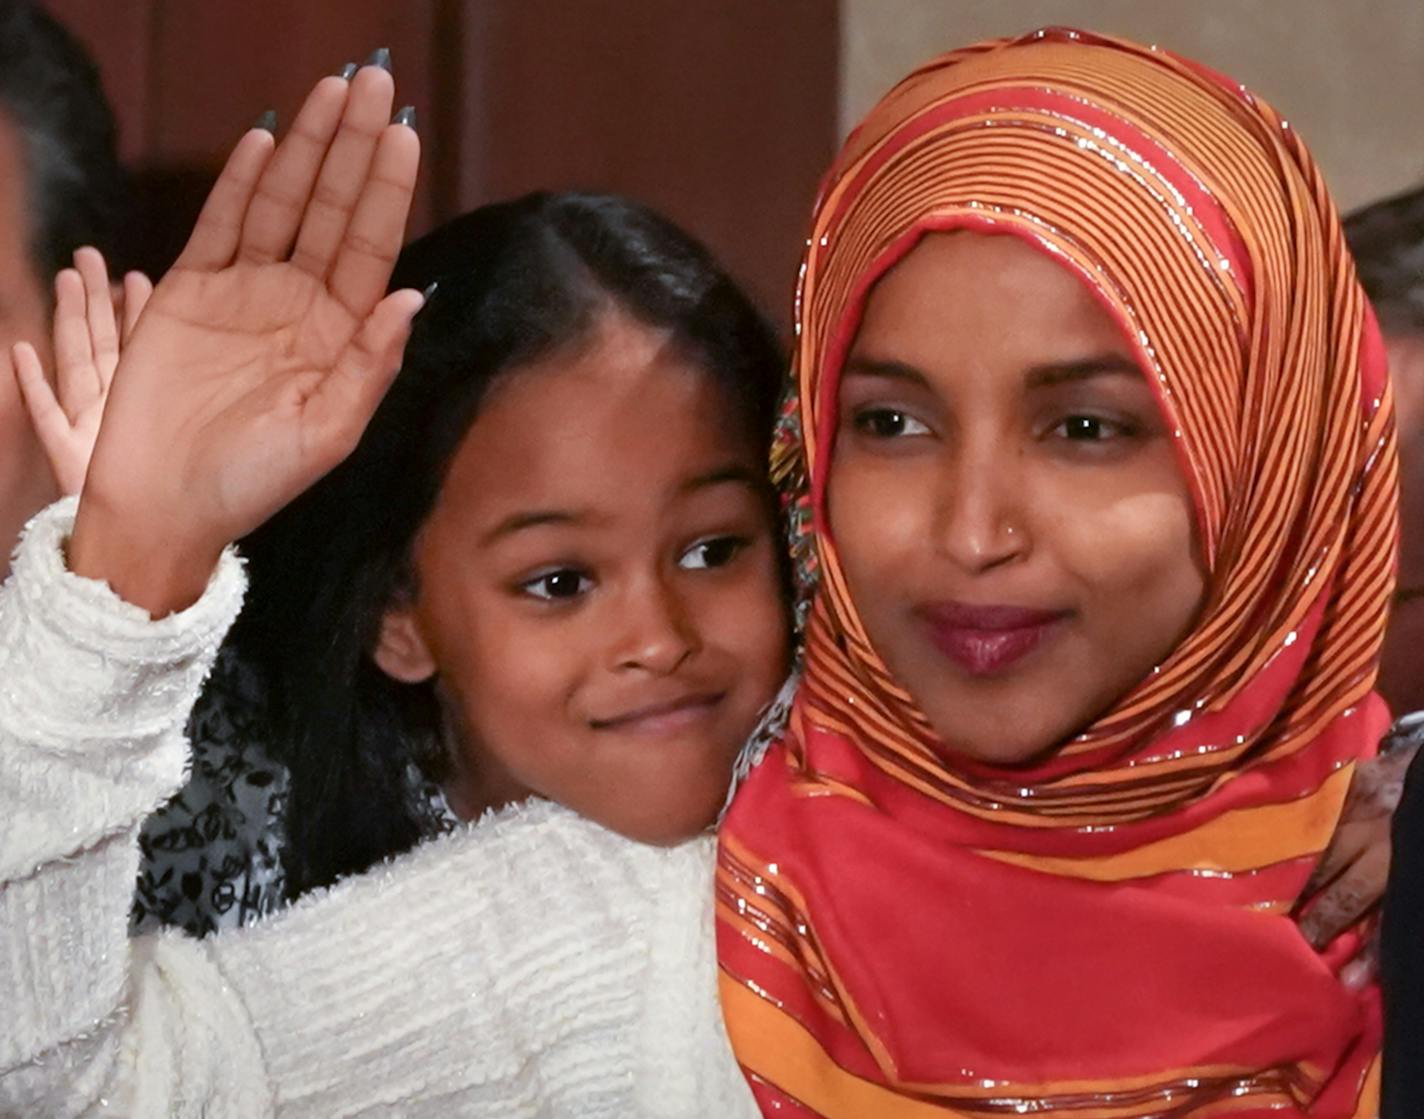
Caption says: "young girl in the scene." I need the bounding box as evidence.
[716,28,1395,1117]
[233,188,791,901]
[64,192,792,937]
[1,63,784,1115]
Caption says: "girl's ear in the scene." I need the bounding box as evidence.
[373,606,438,683]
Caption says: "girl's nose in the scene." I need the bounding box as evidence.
[613,578,702,675]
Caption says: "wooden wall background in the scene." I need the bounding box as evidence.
[43,0,840,329]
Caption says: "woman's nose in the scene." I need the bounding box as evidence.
[932,445,1029,574]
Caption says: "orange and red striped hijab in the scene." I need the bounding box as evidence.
[717,29,1398,1118]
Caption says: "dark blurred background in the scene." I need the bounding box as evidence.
[41,2,1424,331]
[44,0,841,329]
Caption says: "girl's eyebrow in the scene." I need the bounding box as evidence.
[679,464,761,495]
[481,508,604,545]
[481,468,755,545]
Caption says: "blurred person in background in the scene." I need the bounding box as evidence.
[0,0,277,939]
[0,0,124,573]
[1346,185,1424,714]
[1348,182,1424,1117]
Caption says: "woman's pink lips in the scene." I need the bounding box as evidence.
[916,602,1070,677]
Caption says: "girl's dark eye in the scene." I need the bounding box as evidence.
[679,536,746,571]
[852,407,931,438]
[521,569,593,601]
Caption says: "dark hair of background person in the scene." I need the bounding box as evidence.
[1344,182,1424,336]
[235,191,786,897]
[0,1,124,284]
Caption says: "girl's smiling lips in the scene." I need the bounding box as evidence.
[589,692,727,736]
[916,601,1072,677]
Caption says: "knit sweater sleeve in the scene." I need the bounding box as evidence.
[0,499,267,1117]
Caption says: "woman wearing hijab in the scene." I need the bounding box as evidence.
[718,28,1394,1118]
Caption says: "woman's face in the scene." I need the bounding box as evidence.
[376,311,790,842]
[827,232,1206,765]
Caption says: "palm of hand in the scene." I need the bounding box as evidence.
[69,67,420,614]
[97,262,368,540]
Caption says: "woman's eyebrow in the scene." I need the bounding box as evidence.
[841,356,929,386]
[1025,354,1142,388]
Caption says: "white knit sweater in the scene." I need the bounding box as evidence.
[0,499,756,1118]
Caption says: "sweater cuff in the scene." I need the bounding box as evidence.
[0,496,246,749]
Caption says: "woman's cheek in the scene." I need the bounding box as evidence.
[828,458,933,587]
[1052,484,1203,618]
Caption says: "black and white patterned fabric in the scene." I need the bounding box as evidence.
[130,648,289,936]
[131,647,461,936]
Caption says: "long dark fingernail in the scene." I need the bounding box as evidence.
[421,281,438,303]
[365,47,391,71]
[393,105,416,129]
[335,61,358,81]
[253,109,278,133]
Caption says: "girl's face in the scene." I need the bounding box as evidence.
[827,232,1206,765]
[376,311,790,841]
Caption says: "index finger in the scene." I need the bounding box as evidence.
[174,128,276,272]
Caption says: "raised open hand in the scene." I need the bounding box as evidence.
[69,62,422,615]
[12,248,151,496]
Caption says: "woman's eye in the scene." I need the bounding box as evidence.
[679,536,746,571]
[851,407,931,438]
[1053,414,1130,442]
[520,569,593,601]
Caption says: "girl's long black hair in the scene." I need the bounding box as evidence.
[234,192,784,897]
